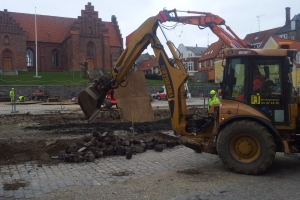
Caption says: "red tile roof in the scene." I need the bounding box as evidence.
[9,12,75,43]
[243,28,281,48]
[138,59,156,71]
[271,37,300,50]
[271,37,300,68]
[8,12,122,47]
[198,40,224,61]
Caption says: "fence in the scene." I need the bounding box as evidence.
[0,85,85,115]
[0,84,220,115]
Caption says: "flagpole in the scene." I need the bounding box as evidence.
[34,7,40,78]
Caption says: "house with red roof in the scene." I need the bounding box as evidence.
[196,40,228,82]
[243,28,281,48]
[137,59,159,75]
[0,2,123,74]
[195,7,300,83]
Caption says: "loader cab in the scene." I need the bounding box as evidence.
[221,48,296,125]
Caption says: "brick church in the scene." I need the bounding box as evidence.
[0,2,123,73]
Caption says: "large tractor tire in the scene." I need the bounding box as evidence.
[103,99,112,108]
[217,120,276,175]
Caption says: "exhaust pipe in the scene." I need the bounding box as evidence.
[78,77,112,122]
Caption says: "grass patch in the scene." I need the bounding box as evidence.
[0,71,216,86]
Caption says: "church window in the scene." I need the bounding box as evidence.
[88,27,92,34]
[26,49,34,67]
[4,35,9,45]
[87,43,94,57]
[52,50,59,68]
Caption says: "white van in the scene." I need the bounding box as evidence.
[155,83,191,100]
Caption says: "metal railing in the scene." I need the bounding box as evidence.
[0,85,84,115]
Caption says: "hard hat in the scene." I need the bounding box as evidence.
[210,90,216,95]
[12,88,14,90]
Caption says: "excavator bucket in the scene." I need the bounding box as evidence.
[78,77,111,122]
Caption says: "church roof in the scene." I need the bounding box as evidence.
[5,10,122,47]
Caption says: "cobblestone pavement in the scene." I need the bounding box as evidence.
[0,146,219,199]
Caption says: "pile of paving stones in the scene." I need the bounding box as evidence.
[58,130,181,163]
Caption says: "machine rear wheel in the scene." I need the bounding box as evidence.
[217,120,276,175]
[103,99,112,108]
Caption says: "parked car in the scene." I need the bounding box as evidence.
[154,83,191,100]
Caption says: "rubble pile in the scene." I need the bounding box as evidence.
[59,130,181,163]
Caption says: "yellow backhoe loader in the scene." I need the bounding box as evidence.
[78,9,299,175]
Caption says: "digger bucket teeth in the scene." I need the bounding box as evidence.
[78,84,109,122]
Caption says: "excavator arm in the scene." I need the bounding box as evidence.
[78,14,192,136]
[78,8,249,123]
[158,9,248,48]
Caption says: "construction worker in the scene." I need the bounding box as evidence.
[253,66,265,93]
[9,88,15,103]
[19,95,25,102]
[236,66,265,101]
[208,90,220,109]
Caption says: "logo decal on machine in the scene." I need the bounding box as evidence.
[161,65,174,98]
[238,51,252,55]
[251,94,261,104]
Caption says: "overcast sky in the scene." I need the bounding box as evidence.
[2,0,298,56]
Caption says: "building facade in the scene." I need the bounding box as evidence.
[0,2,123,73]
[177,43,207,80]
[275,7,300,41]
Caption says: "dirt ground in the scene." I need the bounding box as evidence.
[0,106,202,166]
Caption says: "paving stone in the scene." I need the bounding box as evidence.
[4,190,14,198]
[34,192,43,198]
[31,185,41,191]
[65,181,75,186]
[100,174,111,178]
[14,194,25,199]
[3,146,219,199]
[56,182,66,187]
[105,178,116,182]
[100,180,110,185]
[115,178,126,183]
[24,193,35,199]
[79,178,93,185]
[41,187,52,193]
[74,180,83,186]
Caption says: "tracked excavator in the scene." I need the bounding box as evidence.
[78,9,299,175]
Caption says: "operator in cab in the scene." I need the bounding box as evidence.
[208,90,220,109]
[236,66,265,101]
[253,66,264,93]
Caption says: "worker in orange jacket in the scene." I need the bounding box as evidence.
[236,66,264,101]
[252,66,264,93]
